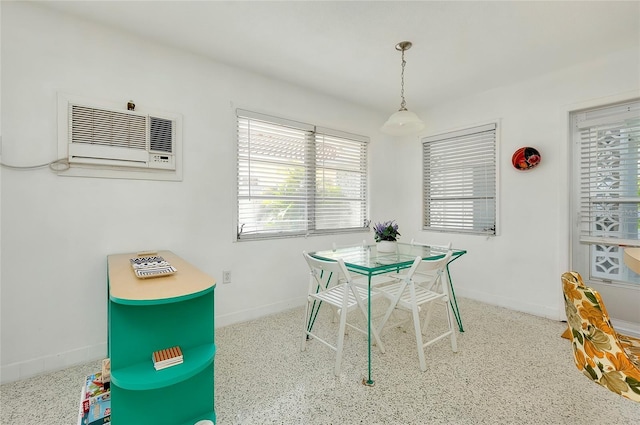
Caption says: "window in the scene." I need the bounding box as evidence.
[571,100,640,285]
[422,123,497,235]
[236,110,368,240]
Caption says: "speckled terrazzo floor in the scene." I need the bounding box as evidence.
[1,297,639,424]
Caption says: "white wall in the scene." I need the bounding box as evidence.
[390,47,640,329]
[0,2,3,385]
[2,2,639,384]
[0,2,389,383]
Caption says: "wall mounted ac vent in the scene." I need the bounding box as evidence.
[68,105,176,170]
[58,94,182,181]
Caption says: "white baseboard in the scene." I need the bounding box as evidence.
[215,296,306,328]
[0,342,107,385]
[612,318,640,338]
[458,288,640,338]
[456,288,564,321]
[1,298,307,385]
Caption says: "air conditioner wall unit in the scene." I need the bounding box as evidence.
[57,93,183,181]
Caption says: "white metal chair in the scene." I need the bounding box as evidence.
[301,251,386,376]
[375,244,457,371]
[384,240,451,289]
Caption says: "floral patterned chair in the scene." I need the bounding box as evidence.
[561,271,640,402]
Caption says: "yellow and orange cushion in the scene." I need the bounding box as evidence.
[561,271,640,402]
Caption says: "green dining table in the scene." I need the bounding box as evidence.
[310,242,466,386]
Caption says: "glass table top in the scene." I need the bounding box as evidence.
[311,243,467,276]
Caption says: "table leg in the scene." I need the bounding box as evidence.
[445,262,464,332]
[363,274,374,386]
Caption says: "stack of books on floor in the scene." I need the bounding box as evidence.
[79,367,111,425]
[152,345,184,370]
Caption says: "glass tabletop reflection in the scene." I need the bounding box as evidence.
[311,243,465,276]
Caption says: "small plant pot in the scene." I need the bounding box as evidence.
[376,241,397,253]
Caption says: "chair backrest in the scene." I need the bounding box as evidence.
[414,249,453,274]
[561,271,616,341]
[404,244,453,292]
[561,271,640,401]
[303,251,351,289]
[406,241,452,279]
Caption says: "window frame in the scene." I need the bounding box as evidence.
[421,122,499,236]
[570,99,640,286]
[235,109,370,241]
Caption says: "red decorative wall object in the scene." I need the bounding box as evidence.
[512,147,541,171]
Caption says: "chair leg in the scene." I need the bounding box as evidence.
[376,302,395,336]
[352,287,386,354]
[334,300,349,376]
[370,326,385,354]
[421,302,435,335]
[422,300,458,353]
[301,298,311,352]
[376,282,407,336]
[407,285,428,372]
[412,304,427,372]
[446,299,458,353]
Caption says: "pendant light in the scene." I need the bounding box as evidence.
[381,41,425,136]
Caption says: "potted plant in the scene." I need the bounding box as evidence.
[373,220,400,252]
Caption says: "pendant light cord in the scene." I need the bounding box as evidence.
[399,47,407,111]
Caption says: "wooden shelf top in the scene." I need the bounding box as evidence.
[108,251,215,303]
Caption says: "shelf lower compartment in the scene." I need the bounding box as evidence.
[111,364,215,424]
[111,343,216,391]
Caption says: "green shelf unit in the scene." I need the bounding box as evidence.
[107,251,216,425]
[109,291,214,370]
[113,367,215,425]
[111,343,216,391]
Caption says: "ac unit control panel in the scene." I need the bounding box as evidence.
[149,153,175,170]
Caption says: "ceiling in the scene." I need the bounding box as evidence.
[38,1,640,114]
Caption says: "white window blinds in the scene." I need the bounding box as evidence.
[422,123,497,235]
[313,129,368,232]
[574,100,640,247]
[237,110,368,240]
